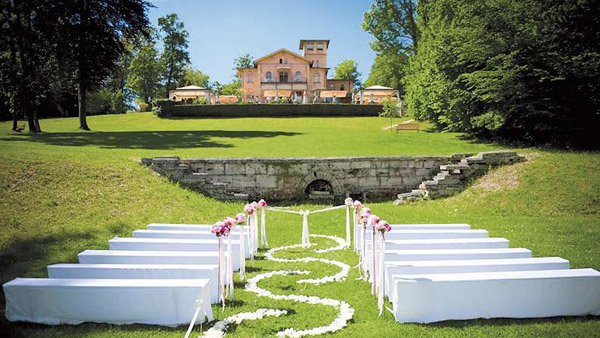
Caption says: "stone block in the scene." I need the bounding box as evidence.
[246,162,267,175]
[225,162,246,175]
[407,160,423,169]
[330,162,351,170]
[351,161,371,169]
[205,163,225,175]
[255,175,278,189]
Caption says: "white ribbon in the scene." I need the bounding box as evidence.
[247,217,255,266]
[218,237,225,309]
[377,231,385,316]
[371,226,376,295]
[252,212,259,253]
[353,209,358,252]
[301,210,310,247]
[227,235,235,300]
[345,206,351,248]
[360,222,367,279]
[260,207,268,248]
[239,223,246,280]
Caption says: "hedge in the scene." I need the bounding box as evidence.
[155,101,383,118]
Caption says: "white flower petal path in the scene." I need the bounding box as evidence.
[200,234,354,338]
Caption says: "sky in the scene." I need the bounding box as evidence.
[149,0,377,84]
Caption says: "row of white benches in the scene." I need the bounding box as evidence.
[3,223,256,326]
[356,223,600,323]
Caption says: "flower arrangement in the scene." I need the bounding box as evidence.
[375,220,391,233]
[235,213,245,223]
[257,199,267,208]
[210,221,230,237]
[244,203,257,215]
[344,197,353,206]
[353,200,362,209]
[360,207,371,224]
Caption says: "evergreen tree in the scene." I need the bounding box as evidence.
[158,13,190,98]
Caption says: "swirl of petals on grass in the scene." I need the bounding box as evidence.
[201,234,354,338]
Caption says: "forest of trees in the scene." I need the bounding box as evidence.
[363,0,600,148]
[0,2,240,131]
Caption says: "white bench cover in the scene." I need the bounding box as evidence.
[108,237,247,258]
[383,229,489,240]
[383,238,509,250]
[385,248,531,263]
[133,230,251,256]
[390,224,471,230]
[385,257,570,298]
[392,268,600,323]
[47,264,220,303]
[2,278,213,326]
[148,223,216,231]
[78,250,238,270]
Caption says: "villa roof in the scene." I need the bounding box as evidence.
[175,85,209,90]
[364,85,393,90]
[299,39,330,49]
[251,48,312,66]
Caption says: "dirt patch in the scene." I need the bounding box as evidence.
[472,152,540,195]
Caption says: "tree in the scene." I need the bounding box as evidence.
[65,0,151,130]
[0,0,62,132]
[128,35,162,105]
[379,99,401,132]
[221,82,241,96]
[333,60,362,89]
[182,68,210,88]
[364,48,408,93]
[234,53,254,69]
[362,0,420,54]
[405,0,600,148]
[158,13,190,98]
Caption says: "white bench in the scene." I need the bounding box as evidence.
[385,248,531,263]
[392,269,600,323]
[373,238,509,251]
[108,237,247,258]
[390,224,471,230]
[147,223,256,249]
[133,230,251,256]
[47,264,220,303]
[365,229,489,240]
[78,250,238,270]
[2,278,213,326]
[385,257,570,298]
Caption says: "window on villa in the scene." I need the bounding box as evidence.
[317,44,324,50]
[265,71,272,82]
[314,74,320,83]
[307,44,314,50]
[279,71,289,82]
[340,85,345,91]
[294,71,302,82]
[247,74,253,83]
[279,58,283,64]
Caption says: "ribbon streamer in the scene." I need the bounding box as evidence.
[301,210,310,247]
[227,235,235,300]
[360,222,367,279]
[377,232,385,316]
[353,209,358,252]
[218,237,225,309]
[260,207,269,248]
[239,223,246,280]
[247,217,255,266]
[253,212,259,253]
[345,206,351,248]
[371,226,376,295]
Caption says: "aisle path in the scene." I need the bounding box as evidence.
[201,235,354,338]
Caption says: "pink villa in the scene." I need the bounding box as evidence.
[238,39,353,103]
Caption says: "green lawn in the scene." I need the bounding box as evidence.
[1,113,599,338]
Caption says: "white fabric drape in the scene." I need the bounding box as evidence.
[252,212,259,253]
[239,224,246,280]
[301,210,310,247]
[353,209,358,252]
[218,237,225,308]
[227,235,234,300]
[377,232,385,316]
[260,208,268,248]
[345,206,351,248]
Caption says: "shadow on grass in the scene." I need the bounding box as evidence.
[0,130,301,150]
[424,314,600,328]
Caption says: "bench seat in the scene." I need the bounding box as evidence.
[385,257,570,298]
[47,264,220,303]
[392,268,600,323]
[108,237,247,258]
[2,278,213,326]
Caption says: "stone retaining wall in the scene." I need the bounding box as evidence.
[141,155,464,202]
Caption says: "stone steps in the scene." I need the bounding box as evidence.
[395,151,524,204]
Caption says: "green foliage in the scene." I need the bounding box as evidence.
[158,13,190,98]
[379,99,401,130]
[192,97,207,105]
[221,82,241,96]
[362,0,420,54]
[405,0,600,148]
[182,68,210,88]
[234,53,254,69]
[364,48,408,93]
[332,60,362,89]
[128,36,163,105]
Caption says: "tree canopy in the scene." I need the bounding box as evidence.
[332,60,362,89]
[158,13,190,98]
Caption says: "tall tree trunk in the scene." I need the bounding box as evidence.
[78,82,90,130]
[33,110,41,132]
[12,112,19,132]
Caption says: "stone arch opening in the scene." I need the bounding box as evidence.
[305,179,334,199]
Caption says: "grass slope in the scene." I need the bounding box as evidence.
[1,114,599,337]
